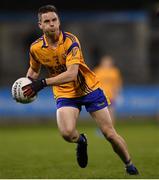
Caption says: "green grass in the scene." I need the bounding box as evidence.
[0,119,159,178]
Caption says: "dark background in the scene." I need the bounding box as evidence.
[0,1,157,11]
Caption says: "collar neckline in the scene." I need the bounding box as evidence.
[42,31,65,48]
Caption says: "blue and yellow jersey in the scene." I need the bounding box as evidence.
[29,31,100,99]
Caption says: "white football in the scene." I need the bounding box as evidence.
[12,77,37,104]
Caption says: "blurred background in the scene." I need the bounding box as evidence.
[0,1,159,178]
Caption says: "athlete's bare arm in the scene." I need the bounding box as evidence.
[26,67,40,80]
[46,64,79,86]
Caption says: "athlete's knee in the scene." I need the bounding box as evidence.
[102,126,118,142]
[106,132,118,142]
[61,128,76,142]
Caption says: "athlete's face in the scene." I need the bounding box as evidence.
[39,12,60,37]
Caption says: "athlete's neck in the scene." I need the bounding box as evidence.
[45,30,60,47]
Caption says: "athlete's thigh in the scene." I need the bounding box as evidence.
[56,107,80,133]
[90,107,114,131]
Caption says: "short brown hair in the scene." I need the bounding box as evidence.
[38,5,59,21]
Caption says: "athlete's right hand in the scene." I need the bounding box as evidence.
[22,79,47,98]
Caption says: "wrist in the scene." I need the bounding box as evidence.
[27,76,34,81]
[41,79,47,87]
[45,78,55,86]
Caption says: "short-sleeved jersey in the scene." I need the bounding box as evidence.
[29,31,100,99]
[94,67,122,101]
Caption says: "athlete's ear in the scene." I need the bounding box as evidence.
[38,21,42,30]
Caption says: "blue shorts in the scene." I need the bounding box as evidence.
[56,88,109,112]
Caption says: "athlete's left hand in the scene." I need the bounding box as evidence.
[22,79,47,98]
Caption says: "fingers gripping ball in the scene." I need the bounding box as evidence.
[12,77,37,104]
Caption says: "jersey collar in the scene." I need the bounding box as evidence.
[42,31,65,48]
[42,35,49,48]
